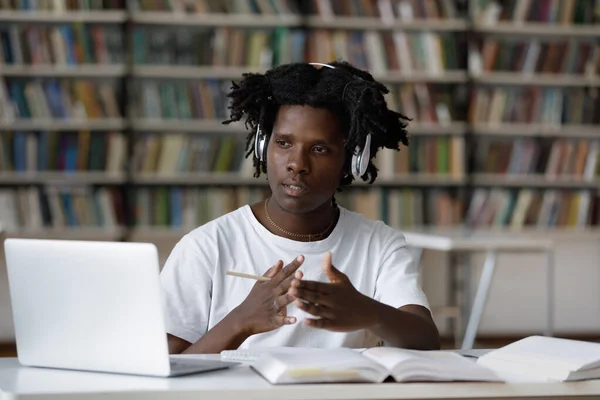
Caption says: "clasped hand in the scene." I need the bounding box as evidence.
[235,252,375,335]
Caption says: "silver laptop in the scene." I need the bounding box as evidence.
[4,238,238,377]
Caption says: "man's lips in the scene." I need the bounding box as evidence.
[282,182,308,197]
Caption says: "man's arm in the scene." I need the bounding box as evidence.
[289,252,440,350]
[364,302,440,350]
[167,309,251,354]
[167,257,305,354]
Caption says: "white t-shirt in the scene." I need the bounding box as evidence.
[160,204,429,349]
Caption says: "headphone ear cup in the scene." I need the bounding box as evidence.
[254,124,267,162]
[352,134,371,179]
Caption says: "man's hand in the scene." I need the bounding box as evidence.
[288,252,377,332]
[232,255,305,336]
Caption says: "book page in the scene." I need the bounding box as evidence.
[363,347,502,382]
[252,348,389,384]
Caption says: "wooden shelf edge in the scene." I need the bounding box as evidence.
[0,10,126,22]
[410,123,467,135]
[472,73,600,87]
[0,64,126,77]
[472,124,600,138]
[472,174,600,188]
[130,12,302,26]
[0,172,126,185]
[306,16,468,31]
[0,119,126,131]
[132,65,468,83]
[130,119,246,133]
[474,22,600,37]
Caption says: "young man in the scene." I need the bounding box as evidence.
[161,61,440,354]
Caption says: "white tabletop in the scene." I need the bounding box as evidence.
[403,231,554,252]
[2,357,600,400]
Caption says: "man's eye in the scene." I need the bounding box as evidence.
[276,140,290,147]
[313,146,328,153]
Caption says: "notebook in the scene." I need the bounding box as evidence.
[476,336,600,382]
[251,347,502,384]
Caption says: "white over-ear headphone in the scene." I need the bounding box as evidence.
[254,62,372,179]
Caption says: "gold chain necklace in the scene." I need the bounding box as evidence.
[264,198,337,242]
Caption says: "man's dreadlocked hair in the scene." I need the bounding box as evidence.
[222,60,410,187]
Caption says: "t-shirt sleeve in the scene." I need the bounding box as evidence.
[159,233,215,344]
[374,230,430,311]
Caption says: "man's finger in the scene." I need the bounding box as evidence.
[273,315,297,327]
[264,260,283,278]
[277,270,303,295]
[274,255,304,283]
[304,318,331,329]
[274,291,296,310]
[322,251,347,284]
[290,286,332,307]
[292,279,332,296]
[295,299,335,319]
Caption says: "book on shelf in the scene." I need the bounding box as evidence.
[0,186,124,232]
[465,188,600,229]
[131,79,230,121]
[309,0,462,20]
[469,87,600,126]
[0,23,124,66]
[252,346,499,384]
[130,26,466,77]
[376,136,465,178]
[132,187,269,230]
[472,37,598,77]
[474,137,600,180]
[306,29,465,76]
[0,131,126,174]
[336,187,464,228]
[0,0,124,11]
[0,78,120,122]
[132,133,253,177]
[386,83,467,127]
[474,0,597,26]
[129,0,299,14]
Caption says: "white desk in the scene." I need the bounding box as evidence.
[403,231,554,350]
[2,357,600,400]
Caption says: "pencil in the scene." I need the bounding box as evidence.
[226,271,271,282]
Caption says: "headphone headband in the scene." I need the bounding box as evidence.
[309,62,336,69]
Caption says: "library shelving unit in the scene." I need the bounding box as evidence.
[465,0,600,237]
[0,3,128,241]
[0,0,598,245]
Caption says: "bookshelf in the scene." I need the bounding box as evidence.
[0,0,598,242]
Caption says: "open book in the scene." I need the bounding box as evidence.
[476,336,600,382]
[252,347,501,384]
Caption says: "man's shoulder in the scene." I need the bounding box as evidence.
[340,206,407,243]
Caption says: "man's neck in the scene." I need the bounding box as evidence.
[264,197,337,241]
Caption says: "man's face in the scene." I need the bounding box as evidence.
[266,105,347,214]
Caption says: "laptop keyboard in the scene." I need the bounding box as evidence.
[170,361,195,372]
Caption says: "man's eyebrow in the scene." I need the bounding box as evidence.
[272,132,337,146]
